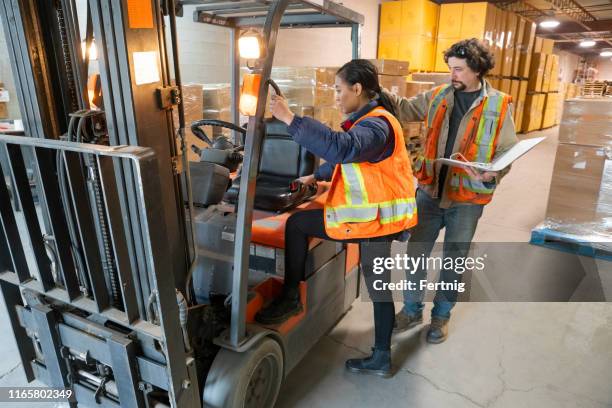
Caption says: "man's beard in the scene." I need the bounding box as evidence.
[451,80,466,91]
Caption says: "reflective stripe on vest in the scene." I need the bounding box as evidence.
[473,93,504,163]
[326,198,417,228]
[341,163,368,206]
[426,85,452,128]
[449,174,495,194]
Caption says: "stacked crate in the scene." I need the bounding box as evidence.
[434,2,497,73]
[520,37,560,132]
[378,0,439,72]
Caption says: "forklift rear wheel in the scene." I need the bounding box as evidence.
[203,337,284,408]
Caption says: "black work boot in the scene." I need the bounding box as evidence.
[345,348,392,378]
[426,317,449,344]
[255,289,303,325]
[393,311,423,333]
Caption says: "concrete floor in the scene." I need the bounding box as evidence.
[1,126,611,407]
[276,126,612,408]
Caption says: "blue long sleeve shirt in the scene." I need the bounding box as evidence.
[287,101,395,181]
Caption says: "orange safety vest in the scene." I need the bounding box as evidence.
[324,107,418,240]
[414,84,512,205]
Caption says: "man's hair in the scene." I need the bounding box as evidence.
[443,38,495,78]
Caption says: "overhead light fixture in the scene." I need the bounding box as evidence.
[239,30,263,59]
[579,40,596,47]
[539,19,560,28]
[600,50,612,57]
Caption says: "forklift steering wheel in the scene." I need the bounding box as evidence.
[190,119,246,148]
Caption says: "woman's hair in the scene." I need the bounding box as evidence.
[336,59,397,116]
[443,38,495,78]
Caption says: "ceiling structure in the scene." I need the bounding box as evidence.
[438,0,612,57]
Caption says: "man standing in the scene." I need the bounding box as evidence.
[386,38,518,343]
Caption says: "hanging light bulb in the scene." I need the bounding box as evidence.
[539,20,560,28]
[579,40,596,47]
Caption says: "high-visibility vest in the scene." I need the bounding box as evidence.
[414,84,512,205]
[324,107,418,240]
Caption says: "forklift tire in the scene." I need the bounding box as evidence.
[203,337,284,408]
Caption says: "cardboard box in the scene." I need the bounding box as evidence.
[545,143,612,227]
[522,93,545,132]
[488,77,500,90]
[411,73,451,86]
[438,3,463,39]
[368,59,410,76]
[501,11,518,77]
[542,54,553,92]
[379,75,407,97]
[500,78,512,94]
[378,34,400,60]
[517,21,536,78]
[271,67,337,87]
[491,6,505,77]
[379,0,439,69]
[405,81,435,98]
[201,84,231,110]
[400,0,439,39]
[460,2,496,40]
[398,34,435,71]
[512,17,526,77]
[533,36,543,53]
[379,1,403,35]
[0,102,7,119]
[548,54,560,92]
[314,106,344,131]
[510,80,520,102]
[434,37,457,72]
[541,38,554,54]
[528,53,546,92]
[541,92,558,128]
[558,98,612,148]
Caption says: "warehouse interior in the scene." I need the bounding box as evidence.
[0,0,611,407]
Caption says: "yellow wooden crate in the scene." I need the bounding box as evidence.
[501,11,518,77]
[541,38,554,54]
[401,0,439,39]
[379,1,403,36]
[400,34,435,71]
[460,2,495,40]
[438,3,463,39]
[434,37,458,72]
[378,34,400,60]
[542,54,553,92]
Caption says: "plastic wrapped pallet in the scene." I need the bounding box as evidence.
[543,143,612,242]
[558,98,612,148]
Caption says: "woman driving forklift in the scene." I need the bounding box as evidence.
[255,59,418,377]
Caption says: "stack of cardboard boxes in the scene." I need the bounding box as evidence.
[521,38,560,132]
[542,98,612,243]
[378,0,439,71]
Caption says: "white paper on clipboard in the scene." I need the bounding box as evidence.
[436,136,546,172]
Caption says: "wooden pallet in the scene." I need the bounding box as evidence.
[530,226,612,261]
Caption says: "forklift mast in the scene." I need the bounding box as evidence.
[0,0,363,407]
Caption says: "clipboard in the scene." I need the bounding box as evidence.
[436,136,546,172]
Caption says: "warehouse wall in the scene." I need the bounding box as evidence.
[0,19,21,119]
[274,0,381,66]
[595,59,612,80]
[555,49,581,84]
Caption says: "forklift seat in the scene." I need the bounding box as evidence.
[224,119,318,212]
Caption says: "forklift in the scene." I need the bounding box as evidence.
[0,1,364,406]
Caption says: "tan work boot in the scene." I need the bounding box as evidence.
[393,311,423,333]
[426,317,449,344]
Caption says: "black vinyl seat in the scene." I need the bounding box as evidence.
[224,119,318,212]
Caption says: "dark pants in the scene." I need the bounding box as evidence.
[285,209,398,351]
